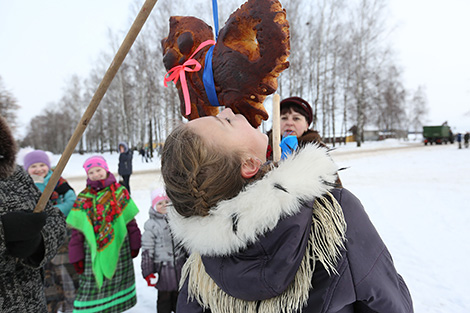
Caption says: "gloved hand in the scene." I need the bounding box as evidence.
[73,260,84,274]
[145,273,157,287]
[280,135,298,160]
[1,211,47,258]
[131,249,139,258]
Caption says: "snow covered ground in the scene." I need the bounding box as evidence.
[330,139,470,313]
[17,137,470,312]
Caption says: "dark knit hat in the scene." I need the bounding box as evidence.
[23,150,51,171]
[280,97,313,126]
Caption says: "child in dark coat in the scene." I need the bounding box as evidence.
[67,155,141,313]
[118,142,133,193]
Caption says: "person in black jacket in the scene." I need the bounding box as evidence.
[161,108,413,313]
[118,142,133,194]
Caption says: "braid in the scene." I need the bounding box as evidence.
[162,124,247,217]
[189,171,210,216]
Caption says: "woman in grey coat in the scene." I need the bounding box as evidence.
[0,115,67,313]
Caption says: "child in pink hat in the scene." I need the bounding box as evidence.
[82,155,109,173]
[151,187,170,213]
[67,154,141,312]
[141,187,186,313]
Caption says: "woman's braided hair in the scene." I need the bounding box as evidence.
[161,124,249,217]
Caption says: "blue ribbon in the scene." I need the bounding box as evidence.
[212,0,219,41]
[203,46,221,107]
[202,0,221,107]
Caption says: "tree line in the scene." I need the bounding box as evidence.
[1,0,428,154]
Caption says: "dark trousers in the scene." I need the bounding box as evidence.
[121,174,131,194]
[157,290,178,313]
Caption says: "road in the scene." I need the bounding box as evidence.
[68,140,437,191]
[327,141,424,159]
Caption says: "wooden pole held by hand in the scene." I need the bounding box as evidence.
[33,0,159,213]
[272,94,281,163]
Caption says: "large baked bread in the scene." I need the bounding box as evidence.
[161,0,290,127]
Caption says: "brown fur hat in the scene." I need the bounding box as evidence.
[280,97,313,126]
[0,114,18,179]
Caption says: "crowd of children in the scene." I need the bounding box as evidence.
[2,135,182,313]
[65,154,183,312]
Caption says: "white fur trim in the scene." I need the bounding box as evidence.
[167,144,338,256]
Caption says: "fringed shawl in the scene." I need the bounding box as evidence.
[182,193,346,313]
[168,144,347,312]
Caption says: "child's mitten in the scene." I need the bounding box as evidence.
[131,249,139,258]
[145,273,157,287]
[73,260,84,274]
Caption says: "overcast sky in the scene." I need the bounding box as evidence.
[387,0,470,131]
[1,0,469,137]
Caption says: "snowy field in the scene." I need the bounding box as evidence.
[17,137,470,312]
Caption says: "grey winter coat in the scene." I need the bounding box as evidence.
[0,115,67,313]
[168,145,413,313]
[141,207,185,291]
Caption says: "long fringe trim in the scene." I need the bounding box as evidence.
[180,192,347,313]
[312,192,347,276]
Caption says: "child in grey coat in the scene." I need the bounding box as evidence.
[141,188,186,313]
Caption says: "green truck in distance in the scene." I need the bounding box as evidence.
[423,125,454,145]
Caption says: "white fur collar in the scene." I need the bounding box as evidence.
[167,144,338,256]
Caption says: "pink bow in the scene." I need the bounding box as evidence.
[164,40,216,116]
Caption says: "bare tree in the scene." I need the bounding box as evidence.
[19,0,415,152]
[0,76,20,133]
[22,105,73,153]
[59,75,87,152]
[409,85,428,135]
[377,64,406,133]
[347,0,389,146]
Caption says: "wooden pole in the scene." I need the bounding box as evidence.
[272,94,281,163]
[34,0,159,213]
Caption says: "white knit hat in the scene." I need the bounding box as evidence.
[151,187,169,209]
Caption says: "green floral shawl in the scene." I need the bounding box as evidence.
[66,183,138,288]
